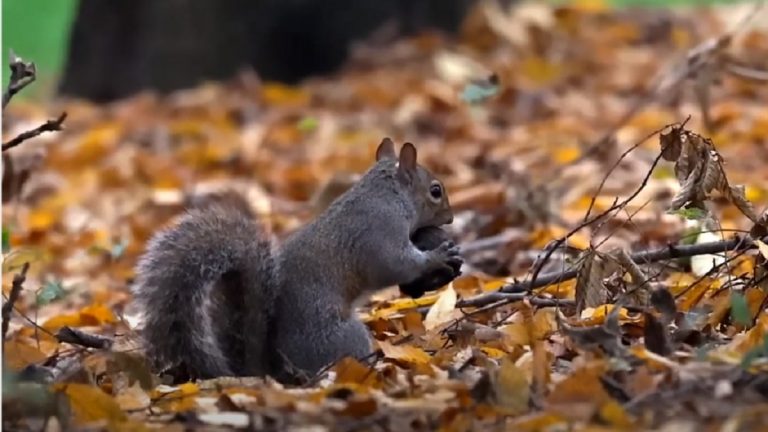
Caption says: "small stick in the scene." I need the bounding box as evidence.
[2,262,30,344]
[55,326,114,350]
[2,50,36,109]
[2,112,67,153]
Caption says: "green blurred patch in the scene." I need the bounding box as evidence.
[2,0,77,100]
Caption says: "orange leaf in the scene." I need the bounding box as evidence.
[42,303,116,331]
[545,364,610,422]
[4,339,50,370]
[261,83,310,107]
[56,383,126,425]
[378,340,431,364]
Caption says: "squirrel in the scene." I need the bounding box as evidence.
[131,138,463,382]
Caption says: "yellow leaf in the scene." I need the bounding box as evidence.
[579,304,641,325]
[599,399,633,427]
[150,382,201,413]
[628,346,680,370]
[480,278,508,292]
[378,340,431,364]
[536,278,576,299]
[41,313,82,332]
[4,339,49,370]
[76,124,121,164]
[528,226,589,251]
[745,185,765,203]
[676,277,720,312]
[424,285,458,331]
[501,322,530,347]
[365,292,441,321]
[572,0,608,12]
[728,313,768,355]
[333,357,379,387]
[27,208,58,231]
[58,383,126,425]
[261,83,310,107]
[519,57,564,89]
[492,356,530,416]
[80,303,117,325]
[553,146,581,164]
[3,247,46,273]
[177,382,200,396]
[480,347,507,359]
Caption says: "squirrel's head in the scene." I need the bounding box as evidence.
[375,138,454,228]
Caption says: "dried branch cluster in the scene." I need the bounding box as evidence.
[443,122,768,324]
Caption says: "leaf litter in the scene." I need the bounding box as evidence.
[3,1,768,430]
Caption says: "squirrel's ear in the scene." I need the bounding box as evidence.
[398,142,418,175]
[376,138,396,161]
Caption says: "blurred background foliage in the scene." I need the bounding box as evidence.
[1,0,747,101]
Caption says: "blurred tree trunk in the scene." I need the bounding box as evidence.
[59,0,476,102]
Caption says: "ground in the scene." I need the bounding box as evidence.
[2,2,768,430]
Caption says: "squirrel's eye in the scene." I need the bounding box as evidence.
[429,183,443,200]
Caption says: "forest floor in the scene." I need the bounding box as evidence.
[3,2,768,431]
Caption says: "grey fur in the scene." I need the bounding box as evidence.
[132,139,459,381]
[132,201,275,379]
[272,152,458,376]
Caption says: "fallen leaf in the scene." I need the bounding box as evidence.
[491,356,530,415]
[424,285,458,331]
[57,383,126,425]
[378,340,431,364]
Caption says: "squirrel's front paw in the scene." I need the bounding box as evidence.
[400,227,463,298]
[429,240,463,271]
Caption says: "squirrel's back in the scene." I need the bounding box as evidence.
[132,197,275,380]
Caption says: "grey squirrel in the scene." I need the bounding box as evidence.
[132,138,462,382]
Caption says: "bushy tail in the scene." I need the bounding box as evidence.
[132,198,275,380]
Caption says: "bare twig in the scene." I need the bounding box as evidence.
[2,50,67,154]
[2,262,30,344]
[726,63,768,82]
[526,119,695,296]
[2,111,67,153]
[527,149,666,294]
[2,50,36,109]
[414,234,759,313]
[55,326,114,350]
[584,122,680,222]
[416,293,574,316]
[496,234,764,296]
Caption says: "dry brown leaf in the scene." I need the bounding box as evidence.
[545,364,610,422]
[42,303,117,331]
[56,383,127,425]
[4,338,50,370]
[378,340,431,364]
[490,356,530,416]
[114,382,151,411]
[424,285,458,331]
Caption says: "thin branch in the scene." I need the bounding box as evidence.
[583,120,676,222]
[55,326,114,350]
[726,63,768,82]
[525,119,694,296]
[2,50,36,109]
[2,111,67,152]
[2,262,30,344]
[497,234,764,296]
[527,144,666,293]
